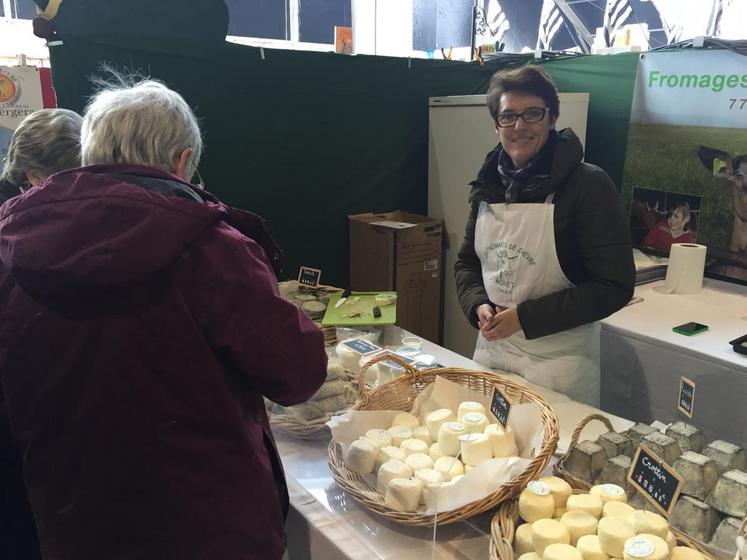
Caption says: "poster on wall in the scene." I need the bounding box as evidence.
[622,49,747,283]
[0,66,45,176]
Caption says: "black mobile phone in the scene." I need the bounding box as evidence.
[673,322,709,336]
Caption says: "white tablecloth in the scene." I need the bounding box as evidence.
[601,278,747,447]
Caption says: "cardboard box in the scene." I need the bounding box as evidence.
[349,211,443,342]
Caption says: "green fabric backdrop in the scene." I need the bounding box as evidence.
[49,37,639,286]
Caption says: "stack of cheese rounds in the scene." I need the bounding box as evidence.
[341,401,519,512]
[513,480,704,560]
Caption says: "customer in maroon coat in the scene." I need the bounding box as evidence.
[0,76,327,560]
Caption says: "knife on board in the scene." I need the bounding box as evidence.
[334,287,352,309]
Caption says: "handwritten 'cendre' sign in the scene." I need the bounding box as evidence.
[490,385,511,430]
[628,444,683,516]
[297,266,321,288]
[677,376,695,418]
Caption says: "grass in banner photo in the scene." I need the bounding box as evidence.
[622,123,743,255]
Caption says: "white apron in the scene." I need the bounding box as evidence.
[472,197,600,406]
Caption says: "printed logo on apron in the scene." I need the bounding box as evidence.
[472,197,601,406]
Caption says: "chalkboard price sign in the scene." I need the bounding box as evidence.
[297,266,321,288]
[677,377,695,418]
[490,385,511,429]
[341,338,381,355]
[628,444,683,516]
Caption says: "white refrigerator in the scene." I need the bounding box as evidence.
[427,93,590,358]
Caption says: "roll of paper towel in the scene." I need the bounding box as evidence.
[663,243,707,294]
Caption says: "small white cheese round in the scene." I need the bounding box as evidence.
[388,426,413,447]
[532,518,571,555]
[405,453,434,472]
[457,401,487,422]
[577,534,611,560]
[598,516,636,558]
[670,547,704,560]
[400,438,429,457]
[344,439,378,474]
[365,428,393,448]
[384,477,422,512]
[429,442,451,461]
[485,423,519,457]
[540,476,573,509]
[425,408,456,441]
[519,482,556,523]
[603,502,636,519]
[461,411,489,434]
[438,421,466,456]
[626,511,669,540]
[559,510,598,546]
[433,455,464,481]
[376,458,412,494]
[544,543,582,560]
[459,432,493,465]
[412,425,433,446]
[391,412,420,429]
[375,445,406,471]
[413,468,444,505]
[566,494,603,519]
[590,484,628,504]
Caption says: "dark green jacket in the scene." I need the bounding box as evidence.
[454,128,634,340]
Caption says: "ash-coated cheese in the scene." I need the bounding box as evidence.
[702,440,746,475]
[540,476,573,509]
[425,409,456,441]
[672,451,719,501]
[596,455,632,493]
[642,432,682,466]
[665,422,705,454]
[519,482,556,523]
[622,534,668,560]
[559,510,598,546]
[565,441,608,483]
[598,432,633,459]
[706,468,747,518]
[671,495,721,542]
[514,522,535,556]
[566,494,603,519]
[544,543,583,560]
[531,518,571,555]
[577,534,611,560]
[597,516,636,558]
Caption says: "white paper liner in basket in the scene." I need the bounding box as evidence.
[328,375,545,514]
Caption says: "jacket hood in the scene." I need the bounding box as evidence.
[0,165,226,295]
[470,127,584,201]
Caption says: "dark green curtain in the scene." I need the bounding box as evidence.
[49,37,638,286]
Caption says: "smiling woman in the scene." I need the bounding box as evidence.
[454,64,635,407]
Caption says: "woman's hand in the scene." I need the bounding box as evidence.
[475,303,496,330]
[479,307,522,341]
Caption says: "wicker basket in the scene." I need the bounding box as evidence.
[327,353,560,526]
[552,414,729,560]
[488,488,726,560]
[268,411,332,440]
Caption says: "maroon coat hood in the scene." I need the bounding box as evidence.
[0,165,324,560]
[0,165,229,294]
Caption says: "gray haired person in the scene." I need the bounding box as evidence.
[0,108,83,204]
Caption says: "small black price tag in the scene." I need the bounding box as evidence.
[297,266,321,288]
[677,376,695,418]
[628,444,683,516]
[341,338,381,355]
[490,385,511,429]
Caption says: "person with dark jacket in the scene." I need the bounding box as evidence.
[455,65,634,406]
[1,107,82,560]
[0,76,327,559]
[0,108,82,205]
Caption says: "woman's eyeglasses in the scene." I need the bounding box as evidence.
[495,107,547,128]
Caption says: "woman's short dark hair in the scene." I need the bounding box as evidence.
[486,65,560,122]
